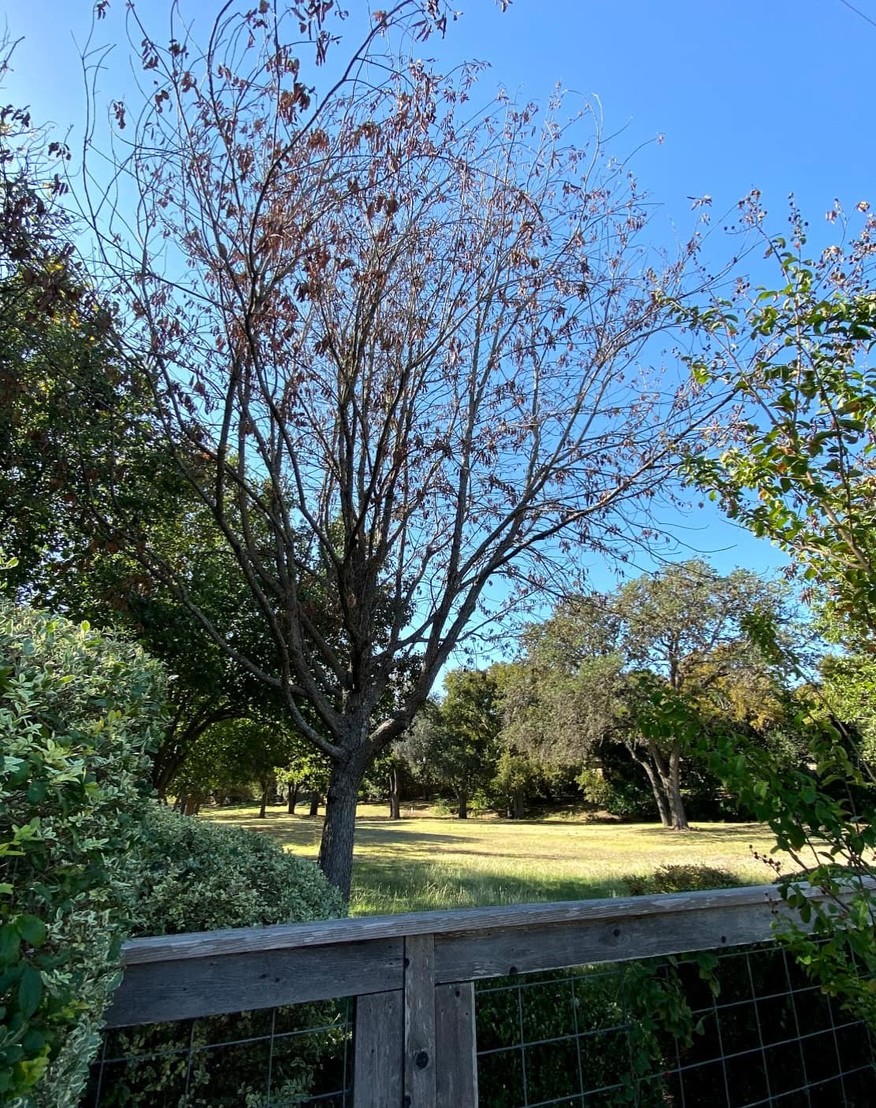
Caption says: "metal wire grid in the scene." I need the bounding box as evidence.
[85,998,353,1107]
[475,943,875,1108]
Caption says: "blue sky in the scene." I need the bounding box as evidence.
[3,0,874,587]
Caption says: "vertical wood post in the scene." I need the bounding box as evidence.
[404,934,437,1106]
[354,990,403,1108]
[436,981,478,1107]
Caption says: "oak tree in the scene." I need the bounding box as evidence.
[501,561,788,829]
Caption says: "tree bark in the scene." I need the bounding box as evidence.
[632,748,673,828]
[635,741,690,830]
[388,767,401,820]
[664,747,689,830]
[457,793,468,819]
[318,759,367,900]
[309,792,321,817]
[505,790,525,819]
[287,781,299,814]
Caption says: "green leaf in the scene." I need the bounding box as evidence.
[20,1029,46,1055]
[0,925,19,965]
[14,916,46,948]
[18,964,43,1019]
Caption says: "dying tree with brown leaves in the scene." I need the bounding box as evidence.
[81,0,727,895]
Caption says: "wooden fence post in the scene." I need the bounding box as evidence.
[404,934,437,1106]
[435,981,478,1107]
[354,990,404,1108]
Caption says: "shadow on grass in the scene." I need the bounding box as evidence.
[621,823,769,841]
[349,854,627,916]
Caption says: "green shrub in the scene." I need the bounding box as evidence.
[95,808,346,1106]
[622,864,744,897]
[0,601,166,1108]
[131,805,345,935]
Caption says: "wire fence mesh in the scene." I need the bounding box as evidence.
[476,942,875,1107]
[85,998,353,1107]
[85,940,874,1106]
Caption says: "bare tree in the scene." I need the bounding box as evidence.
[81,0,725,895]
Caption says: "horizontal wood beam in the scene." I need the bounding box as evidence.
[435,899,780,984]
[107,882,859,1028]
[120,885,779,965]
[106,937,404,1027]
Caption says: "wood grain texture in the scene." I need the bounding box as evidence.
[435,981,477,1108]
[108,882,860,1029]
[434,902,781,985]
[354,990,403,1108]
[120,885,782,965]
[404,934,436,1107]
[106,938,403,1028]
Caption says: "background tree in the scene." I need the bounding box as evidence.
[489,747,550,820]
[276,741,332,816]
[502,560,790,829]
[819,652,876,770]
[79,1,727,895]
[400,669,501,818]
[173,716,296,817]
[360,747,410,820]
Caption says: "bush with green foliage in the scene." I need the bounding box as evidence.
[622,864,748,898]
[0,600,166,1108]
[94,807,346,1106]
[132,805,345,935]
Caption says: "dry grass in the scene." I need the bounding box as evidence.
[203,803,788,916]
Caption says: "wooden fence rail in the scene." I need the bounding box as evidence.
[104,884,834,1107]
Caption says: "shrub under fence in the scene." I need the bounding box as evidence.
[475,944,873,1107]
[89,885,875,1107]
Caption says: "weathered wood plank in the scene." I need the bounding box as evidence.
[435,902,782,985]
[107,883,864,1028]
[106,938,404,1028]
[435,981,477,1108]
[404,934,436,1107]
[354,990,403,1108]
[121,885,782,965]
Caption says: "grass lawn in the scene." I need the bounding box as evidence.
[203,803,789,916]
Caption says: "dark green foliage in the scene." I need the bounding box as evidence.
[622,864,747,897]
[501,562,791,830]
[710,720,876,1024]
[0,600,166,1107]
[400,669,502,818]
[476,945,874,1106]
[91,807,346,1106]
[477,962,696,1108]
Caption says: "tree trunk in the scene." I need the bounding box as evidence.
[309,792,321,817]
[177,794,201,817]
[637,742,690,830]
[287,781,299,814]
[153,749,186,798]
[664,747,689,830]
[632,748,673,828]
[457,792,468,819]
[319,759,367,900]
[511,790,525,820]
[388,767,401,820]
[259,784,269,819]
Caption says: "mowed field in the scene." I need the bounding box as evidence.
[204,804,788,916]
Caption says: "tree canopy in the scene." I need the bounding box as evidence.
[501,560,790,828]
[69,0,730,895]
